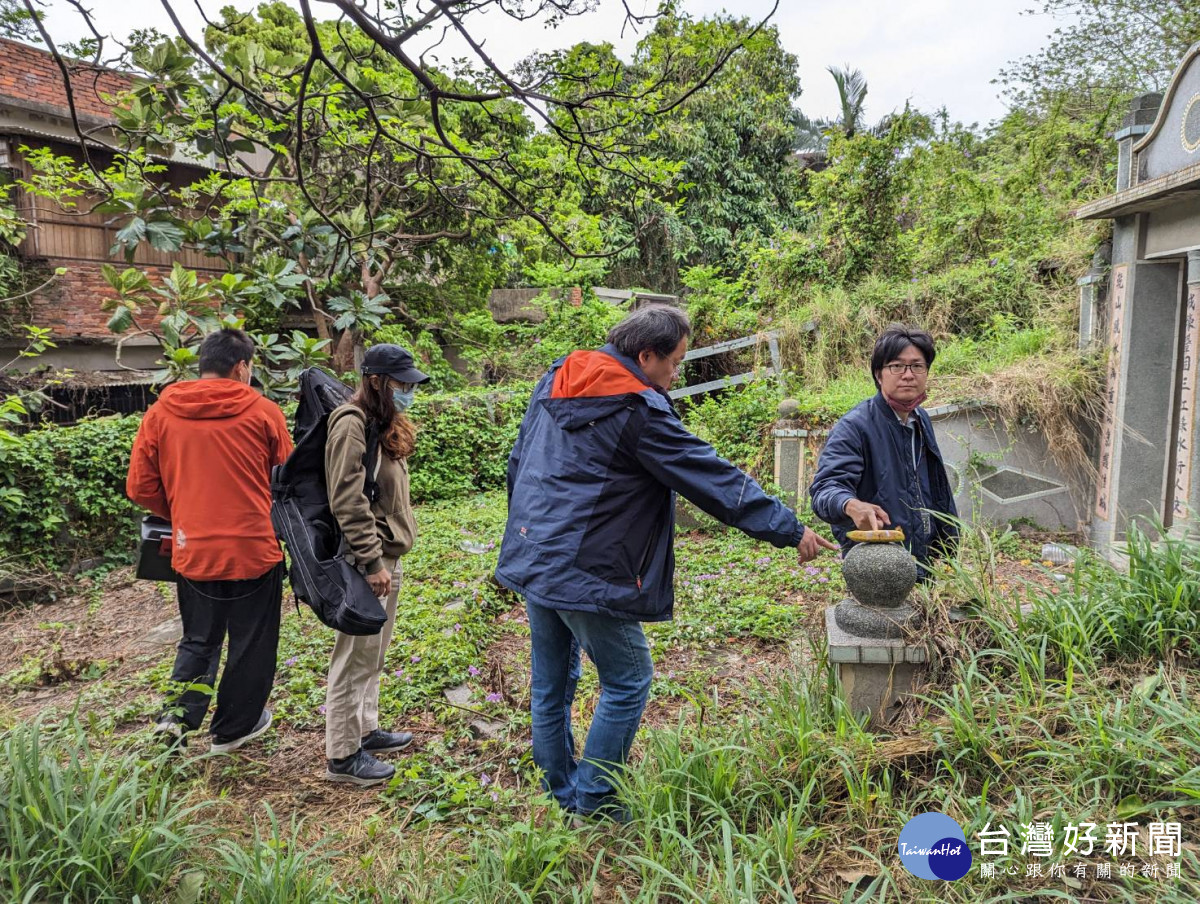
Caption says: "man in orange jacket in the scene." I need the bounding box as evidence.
[127,328,293,753]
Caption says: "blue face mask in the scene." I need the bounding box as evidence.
[392,388,415,411]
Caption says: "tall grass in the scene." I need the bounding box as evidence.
[3,527,1198,902]
[208,804,351,904]
[0,716,205,903]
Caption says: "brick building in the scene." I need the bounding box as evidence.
[0,37,226,371]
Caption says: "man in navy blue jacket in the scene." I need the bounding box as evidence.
[496,305,835,820]
[808,325,959,571]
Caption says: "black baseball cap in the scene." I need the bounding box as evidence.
[361,344,430,384]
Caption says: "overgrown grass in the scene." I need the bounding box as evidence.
[0,715,205,902]
[2,516,1197,902]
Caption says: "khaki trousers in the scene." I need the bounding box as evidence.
[324,556,400,760]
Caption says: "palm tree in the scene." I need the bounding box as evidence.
[793,65,886,153]
[827,65,870,136]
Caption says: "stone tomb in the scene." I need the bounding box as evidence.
[1076,41,1200,558]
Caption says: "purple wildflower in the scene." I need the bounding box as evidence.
[468,665,481,677]
[805,565,819,576]
[318,705,326,714]
[284,656,298,667]
[486,692,502,703]
[480,772,492,787]
[411,654,421,664]
[756,556,771,566]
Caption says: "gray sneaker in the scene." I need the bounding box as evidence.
[361,728,413,754]
[153,714,184,740]
[210,709,272,755]
[325,749,396,787]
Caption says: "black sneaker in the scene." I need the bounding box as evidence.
[152,714,187,750]
[325,749,396,787]
[361,728,414,754]
[210,709,272,755]
[153,713,184,739]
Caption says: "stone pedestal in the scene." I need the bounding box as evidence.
[827,606,927,726]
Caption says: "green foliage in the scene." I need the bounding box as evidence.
[208,805,350,904]
[997,0,1200,114]
[681,379,779,473]
[450,294,624,383]
[586,13,806,289]
[0,415,141,566]
[407,386,532,503]
[0,716,205,902]
[794,110,930,284]
[681,266,759,346]
[1020,523,1200,665]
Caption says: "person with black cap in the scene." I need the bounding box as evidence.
[323,343,430,786]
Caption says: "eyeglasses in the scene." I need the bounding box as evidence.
[884,363,928,376]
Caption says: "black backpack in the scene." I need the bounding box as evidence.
[270,368,387,635]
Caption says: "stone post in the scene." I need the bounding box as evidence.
[1173,251,1200,539]
[826,538,927,726]
[1077,241,1111,350]
[1114,93,1161,191]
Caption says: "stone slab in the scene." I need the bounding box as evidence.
[443,684,473,707]
[133,615,183,650]
[825,606,927,664]
[469,719,506,741]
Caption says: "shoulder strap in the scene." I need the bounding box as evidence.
[363,420,381,504]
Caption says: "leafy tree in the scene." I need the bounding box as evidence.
[22,0,773,373]
[576,10,806,289]
[998,0,1200,114]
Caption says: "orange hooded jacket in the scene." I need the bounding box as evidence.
[126,378,293,581]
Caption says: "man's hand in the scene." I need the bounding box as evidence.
[797,526,839,564]
[844,499,890,532]
[366,566,392,598]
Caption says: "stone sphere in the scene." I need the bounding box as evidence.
[842,541,917,608]
[777,398,800,419]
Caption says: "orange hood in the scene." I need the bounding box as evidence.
[551,350,650,399]
[156,379,263,420]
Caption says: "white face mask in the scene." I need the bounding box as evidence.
[392,387,415,411]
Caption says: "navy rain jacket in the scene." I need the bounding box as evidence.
[495,344,805,622]
[808,392,959,565]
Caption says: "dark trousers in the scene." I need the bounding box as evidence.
[163,562,283,740]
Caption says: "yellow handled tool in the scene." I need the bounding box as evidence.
[846,527,905,543]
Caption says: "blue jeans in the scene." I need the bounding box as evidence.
[526,600,653,814]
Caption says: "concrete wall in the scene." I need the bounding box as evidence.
[773,404,1091,531]
[929,405,1090,532]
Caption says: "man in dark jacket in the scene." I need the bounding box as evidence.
[496,305,835,820]
[808,325,958,571]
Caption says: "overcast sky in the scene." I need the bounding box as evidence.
[38,0,1069,129]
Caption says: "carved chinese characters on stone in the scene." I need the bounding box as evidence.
[1173,289,1199,520]
[1096,265,1127,519]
